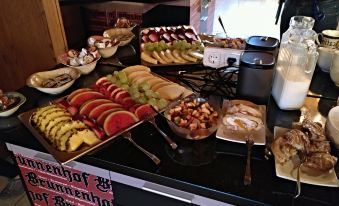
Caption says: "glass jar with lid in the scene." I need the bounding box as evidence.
[271,16,319,110]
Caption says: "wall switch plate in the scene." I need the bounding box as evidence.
[203,47,243,68]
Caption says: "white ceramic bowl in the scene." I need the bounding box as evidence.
[103,28,135,47]
[87,36,119,58]
[326,106,339,149]
[57,52,101,75]
[26,67,81,95]
[0,92,26,117]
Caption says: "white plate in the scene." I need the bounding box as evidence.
[274,126,339,187]
[216,100,266,145]
[26,67,81,95]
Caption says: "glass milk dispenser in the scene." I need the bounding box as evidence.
[271,16,319,110]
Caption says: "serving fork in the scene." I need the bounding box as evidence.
[294,149,307,198]
[244,135,254,186]
[122,132,161,165]
[146,115,178,150]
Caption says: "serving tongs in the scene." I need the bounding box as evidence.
[122,132,161,165]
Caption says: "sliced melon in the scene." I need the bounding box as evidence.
[122,65,151,76]
[69,91,105,108]
[103,111,138,136]
[96,108,124,126]
[79,99,112,116]
[89,103,123,120]
[156,84,185,100]
[127,71,150,82]
[151,81,172,92]
[67,88,92,102]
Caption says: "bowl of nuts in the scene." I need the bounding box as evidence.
[164,96,221,140]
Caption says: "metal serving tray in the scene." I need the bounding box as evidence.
[18,75,193,165]
[18,106,147,165]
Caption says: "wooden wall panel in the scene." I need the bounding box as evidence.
[0,0,66,91]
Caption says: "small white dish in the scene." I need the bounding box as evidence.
[0,92,26,117]
[274,126,339,187]
[26,67,81,95]
[87,35,119,58]
[326,106,339,149]
[103,28,135,47]
[57,52,101,75]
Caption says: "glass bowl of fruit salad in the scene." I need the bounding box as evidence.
[164,96,221,140]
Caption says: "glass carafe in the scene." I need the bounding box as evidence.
[271,16,319,110]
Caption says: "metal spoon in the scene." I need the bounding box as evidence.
[146,115,178,150]
[244,135,254,186]
[218,16,228,37]
[264,127,274,160]
[122,132,161,165]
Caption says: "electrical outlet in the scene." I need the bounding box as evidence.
[203,47,243,68]
[207,52,221,65]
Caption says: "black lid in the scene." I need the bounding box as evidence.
[246,36,279,51]
[240,51,275,69]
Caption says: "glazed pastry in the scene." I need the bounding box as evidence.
[301,152,337,176]
[271,129,309,164]
[222,113,263,131]
[301,119,327,141]
[307,140,331,154]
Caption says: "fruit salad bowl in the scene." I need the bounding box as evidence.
[164,96,221,140]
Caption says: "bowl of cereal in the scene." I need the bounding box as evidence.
[164,96,220,140]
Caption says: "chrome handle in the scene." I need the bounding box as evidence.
[122,132,161,165]
[147,116,178,150]
[244,135,254,186]
[142,182,194,203]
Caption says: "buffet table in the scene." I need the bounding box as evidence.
[1,57,339,206]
